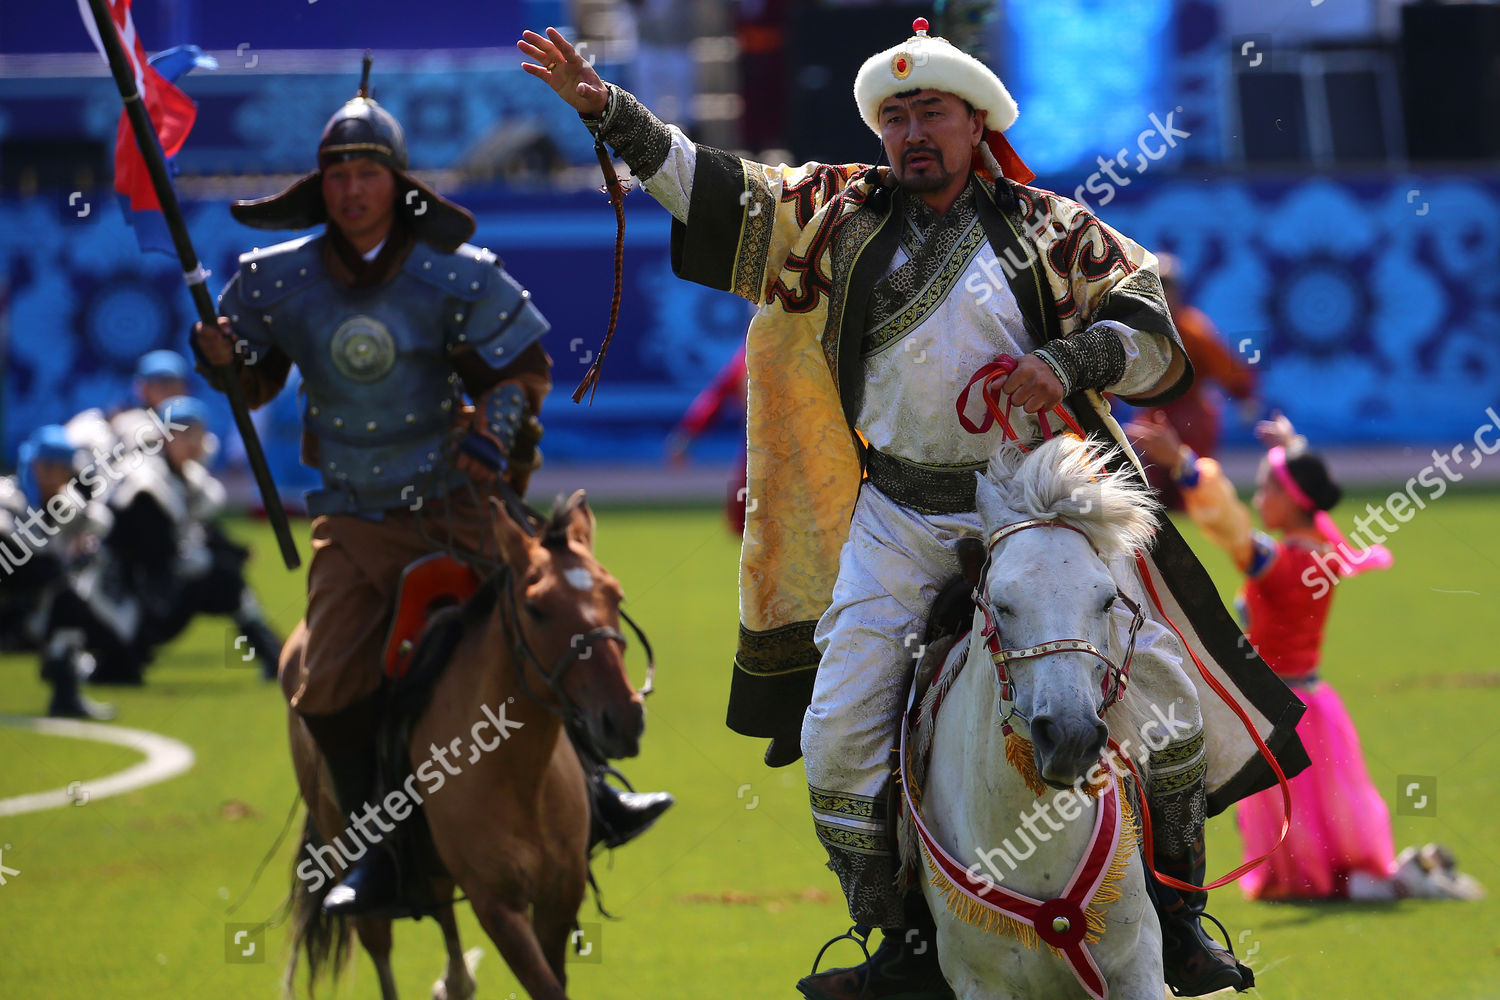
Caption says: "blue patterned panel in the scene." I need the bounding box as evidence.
[1097,176,1500,444]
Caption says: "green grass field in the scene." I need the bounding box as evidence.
[1,487,1497,999]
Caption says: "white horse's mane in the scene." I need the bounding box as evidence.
[981,436,1160,561]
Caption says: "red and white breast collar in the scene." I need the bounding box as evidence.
[900,711,1123,1000]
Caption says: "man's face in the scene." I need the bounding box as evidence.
[879,90,984,195]
[321,157,397,249]
[32,459,73,502]
[140,377,187,410]
[165,425,206,468]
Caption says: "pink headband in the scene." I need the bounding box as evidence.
[1268,446,1393,578]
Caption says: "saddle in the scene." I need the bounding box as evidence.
[381,553,482,681]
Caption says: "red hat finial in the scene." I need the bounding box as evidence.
[913,17,930,37]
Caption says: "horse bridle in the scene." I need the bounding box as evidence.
[484,478,657,761]
[973,516,1145,737]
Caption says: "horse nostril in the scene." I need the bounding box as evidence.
[1031,715,1058,755]
[1092,721,1109,756]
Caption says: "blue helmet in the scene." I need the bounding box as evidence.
[136,349,191,383]
[17,424,81,508]
[155,395,212,429]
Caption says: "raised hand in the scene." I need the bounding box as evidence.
[517,27,609,116]
[1255,410,1298,450]
[1127,412,1184,468]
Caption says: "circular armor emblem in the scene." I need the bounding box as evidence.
[330,315,396,383]
[892,52,913,79]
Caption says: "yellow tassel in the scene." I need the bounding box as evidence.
[1004,731,1047,798]
[1003,732,1109,800]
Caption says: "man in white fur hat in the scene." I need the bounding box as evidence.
[522,17,1305,999]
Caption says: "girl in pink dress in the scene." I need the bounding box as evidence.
[1131,412,1482,902]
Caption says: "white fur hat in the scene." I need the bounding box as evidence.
[854,17,1018,136]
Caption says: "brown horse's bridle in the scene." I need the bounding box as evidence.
[973,516,1144,738]
[487,480,656,762]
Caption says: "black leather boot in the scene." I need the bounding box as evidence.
[41,633,114,721]
[797,894,953,1000]
[587,768,674,850]
[318,746,402,916]
[303,699,403,917]
[1153,835,1253,996]
[43,654,115,720]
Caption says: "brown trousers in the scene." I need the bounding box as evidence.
[287,491,497,718]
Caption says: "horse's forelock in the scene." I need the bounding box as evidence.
[984,437,1158,559]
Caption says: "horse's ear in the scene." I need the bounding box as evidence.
[956,537,987,588]
[974,470,1013,528]
[488,495,532,566]
[564,488,595,549]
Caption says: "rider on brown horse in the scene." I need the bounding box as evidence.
[192,60,672,917]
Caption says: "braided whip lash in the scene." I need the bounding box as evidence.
[572,140,631,404]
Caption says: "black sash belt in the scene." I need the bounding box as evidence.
[863,448,984,515]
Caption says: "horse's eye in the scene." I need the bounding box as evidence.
[1102,595,1117,614]
[524,603,547,623]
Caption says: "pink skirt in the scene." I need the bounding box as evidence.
[1236,680,1396,900]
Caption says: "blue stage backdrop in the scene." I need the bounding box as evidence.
[3,171,1498,498]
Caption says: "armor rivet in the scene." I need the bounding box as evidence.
[251,290,261,298]
[454,313,464,322]
[274,279,283,289]
[448,272,457,281]
[470,281,480,291]
[441,400,452,411]
[299,268,307,277]
[230,314,240,322]
[1052,917,1070,934]
[327,462,337,471]
[493,346,505,356]
[427,453,438,462]
[310,406,319,416]
[422,261,432,270]
[366,420,378,432]
[333,417,344,428]
[490,422,501,433]
[372,465,381,475]
[457,334,466,343]
[263,315,273,324]
[521,289,531,299]
[249,262,258,272]
[498,311,508,322]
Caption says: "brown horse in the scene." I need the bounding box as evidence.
[281,491,646,1000]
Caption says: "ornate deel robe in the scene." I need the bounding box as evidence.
[660,144,1307,812]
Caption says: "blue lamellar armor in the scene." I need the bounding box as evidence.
[218,235,549,515]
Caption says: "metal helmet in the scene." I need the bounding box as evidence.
[317,56,410,171]
[230,53,474,251]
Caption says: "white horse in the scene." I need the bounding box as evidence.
[899,436,1167,1000]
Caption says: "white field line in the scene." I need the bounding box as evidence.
[0,716,195,817]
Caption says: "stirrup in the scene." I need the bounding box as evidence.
[1165,907,1254,996]
[809,923,874,976]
